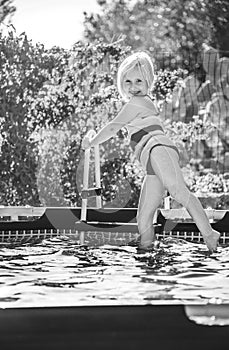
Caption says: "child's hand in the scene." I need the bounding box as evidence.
[82,130,96,150]
[82,135,91,150]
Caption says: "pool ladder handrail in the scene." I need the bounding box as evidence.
[79,130,102,244]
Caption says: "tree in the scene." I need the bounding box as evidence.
[0,0,16,24]
[83,0,229,74]
[205,0,229,54]
[0,28,68,205]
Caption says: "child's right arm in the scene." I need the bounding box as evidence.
[85,100,138,148]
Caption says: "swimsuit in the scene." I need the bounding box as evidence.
[130,127,179,175]
[125,96,179,175]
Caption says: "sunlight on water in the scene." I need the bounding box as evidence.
[0,237,229,310]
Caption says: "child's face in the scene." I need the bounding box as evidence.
[123,66,148,99]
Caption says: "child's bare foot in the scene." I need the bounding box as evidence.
[203,230,220,253]
[137,240,160,253]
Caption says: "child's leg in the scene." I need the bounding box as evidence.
[149,147,220,252]
[137,174,165,249]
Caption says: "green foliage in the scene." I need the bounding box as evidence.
[100,157,142,208]
[204,0,229,54]
[0,25,228,208]
[83,0,229,72]
[162,44,229,173]
[165,115,217,149]
[31,39,133,207]
[184,166,229,195]
[0,28,66,205]
[0,0,16,23]
[152,68,188,102]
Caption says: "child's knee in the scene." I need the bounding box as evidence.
[168,183,189,203]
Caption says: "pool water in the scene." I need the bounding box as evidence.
[0,237,229,309]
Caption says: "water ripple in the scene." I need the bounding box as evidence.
[0,237,228,308]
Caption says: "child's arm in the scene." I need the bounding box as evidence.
[84,101,137,148]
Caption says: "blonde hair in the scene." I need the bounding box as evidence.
[117,51,155,101]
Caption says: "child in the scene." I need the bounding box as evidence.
[82,51,220,253]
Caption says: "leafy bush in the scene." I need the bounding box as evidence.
[0,29,63,205]
[184,166,229,194]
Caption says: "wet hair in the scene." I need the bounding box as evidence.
[117,51,155,101]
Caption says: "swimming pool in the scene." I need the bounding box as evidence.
[1,238,229,349]
[0,207,229,349]
[1,235,229,308]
